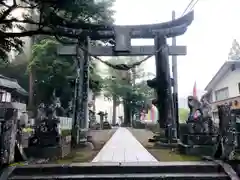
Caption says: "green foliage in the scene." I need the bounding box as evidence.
[89,59,104,95]
[0,0,114,107]
[179,108,189,123]
[29,38,103,106]
[103,57,155,111]
[0,0,115,62]
[29,38,74,106]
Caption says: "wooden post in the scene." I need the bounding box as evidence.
[71,41,84,146]
[155,35,174,140]
[80,37,90,129]
[172,10,179,139]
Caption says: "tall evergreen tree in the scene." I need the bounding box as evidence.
[228,39,240,60]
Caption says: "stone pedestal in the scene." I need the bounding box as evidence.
[179,123,219,156]
[25,135,71,159]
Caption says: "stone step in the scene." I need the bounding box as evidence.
[2,161,233,180]
[9,173,229,180]
[3,162,226,175]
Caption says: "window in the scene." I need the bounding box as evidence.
[215,87,229,101]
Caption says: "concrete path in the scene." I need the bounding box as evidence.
[92,127,158,163]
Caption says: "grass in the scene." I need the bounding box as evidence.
[147,147,201,161]
[56,148,99,164]
[143,140,201,161]
[61,129,71,137]
[55,140,107,164]
[55,129,116,163]
[130,128,201,162]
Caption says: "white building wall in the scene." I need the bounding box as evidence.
[211,68,240,102]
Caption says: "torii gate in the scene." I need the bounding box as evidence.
[57,11,194,144]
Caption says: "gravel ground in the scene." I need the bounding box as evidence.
[56,128,117,163]
[129,128,200,161]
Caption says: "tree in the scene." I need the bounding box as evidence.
[179,108,189,123]
[103,57,154,125]
[228,39,240,60]
[28,38,103,108]
[0,0,115,61]
[28,38,73,106]
[103,62,130,125]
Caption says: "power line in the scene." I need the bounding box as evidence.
[182,0,195,16]
[188,0,199,12]
[181,0,199,16]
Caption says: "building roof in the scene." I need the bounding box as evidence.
[204,60,240,91]
[0,74,28,96]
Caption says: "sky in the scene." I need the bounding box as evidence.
[112,0,240,97]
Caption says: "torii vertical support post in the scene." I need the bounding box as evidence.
[155,35,176,141]
[71,37,90,146]
[80,37,90,129]
[71,40,84,146]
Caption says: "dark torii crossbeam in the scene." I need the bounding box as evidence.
[57,11,194,145]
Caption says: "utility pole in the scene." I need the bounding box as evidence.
[172,11,179,139]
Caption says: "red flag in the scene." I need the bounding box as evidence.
[193,81,197,98]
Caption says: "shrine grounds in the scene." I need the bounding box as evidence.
[129,128,200,161]
[55,127,200,163]
[56,129,117,163]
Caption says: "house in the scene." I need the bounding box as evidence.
[204,60,240,120]
[0,74,28,119]
[0,74,28,102]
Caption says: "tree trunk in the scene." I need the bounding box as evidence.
[112,95,117,125]
[28,71,34,108]
[123,100,131,126]
[92,94,96,112]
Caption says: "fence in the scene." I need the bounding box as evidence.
[58,117,72,130]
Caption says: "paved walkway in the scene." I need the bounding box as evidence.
[92,127,158,163]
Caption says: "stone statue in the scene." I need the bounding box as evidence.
[104,111,108,121]
[54,98,65,117]
[187,96,214,134]
[29,103,61,147]
[187,96,201,122]
[36,103,46,124]
[200,96,212,118]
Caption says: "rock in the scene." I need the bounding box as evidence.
[85,142,94,150]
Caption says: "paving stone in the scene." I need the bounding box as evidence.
[92,127,158,162]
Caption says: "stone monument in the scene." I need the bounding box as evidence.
[214,104,238,160]
[98,111,105,130]
[179,96,218,156]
